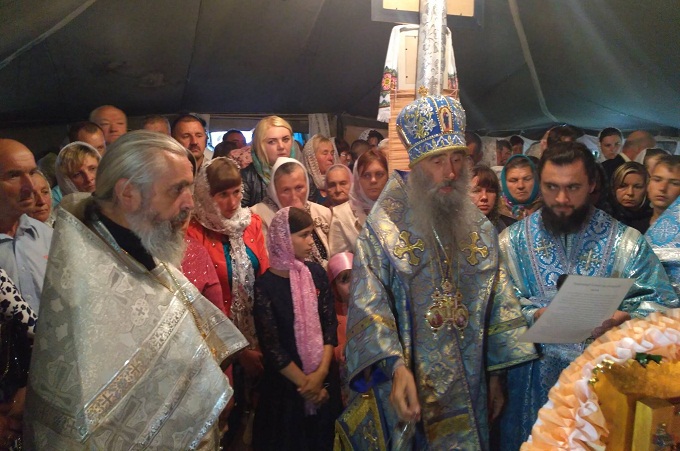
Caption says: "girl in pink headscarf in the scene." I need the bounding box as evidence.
[327,251,353,406]
[252,207,341,451]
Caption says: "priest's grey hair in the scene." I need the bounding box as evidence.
[94,130,189,204]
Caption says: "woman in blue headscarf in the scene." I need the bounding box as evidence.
[499,154,542,221]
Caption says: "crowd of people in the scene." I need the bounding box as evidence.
[0,98,678,450]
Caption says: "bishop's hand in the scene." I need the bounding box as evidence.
[390,365,421,422]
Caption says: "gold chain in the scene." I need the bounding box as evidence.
[431,228,458,287]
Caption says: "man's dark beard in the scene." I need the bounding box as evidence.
[542,203,591,235]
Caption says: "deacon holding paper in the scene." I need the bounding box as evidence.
[497,141,678,450]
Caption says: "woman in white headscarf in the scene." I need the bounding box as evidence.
[52,141,101,206]
[301,134,339,205]
[328,149,388,255]
[251,157,331,268]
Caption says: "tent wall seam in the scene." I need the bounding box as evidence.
[0,0,98,71]
[179,0,204,109]
[507,0,558,123]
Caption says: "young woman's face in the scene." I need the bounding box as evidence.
[263,126,293,165]
[600,135,622,160]
[291,225,315,260]
[358,160,388,201]
[212,185,242,219]
[469,176,497,217]
[615,173,646,209]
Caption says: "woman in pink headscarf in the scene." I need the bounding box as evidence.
[252,207,341,451]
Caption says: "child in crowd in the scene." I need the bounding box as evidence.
[253,207,341,450]
[327,251,353,405]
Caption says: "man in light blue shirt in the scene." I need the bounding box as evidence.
[0,139,53,314]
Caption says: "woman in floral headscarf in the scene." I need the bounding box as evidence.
[186,157,269,392]
[251,157,331,268]
[302,134,339,205]
[328,149,388,255]
[498,154,542,221]
[252,207,341,451]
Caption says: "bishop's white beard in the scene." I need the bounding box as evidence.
[407,163,475,246]
[126,198,189,267]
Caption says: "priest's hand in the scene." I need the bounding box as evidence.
[487,374,504,422]
[390,366,421,422]
[239,348,264,378]
[591,310,631,339]
[534,308,547,321]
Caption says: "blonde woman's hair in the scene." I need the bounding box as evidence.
[252,116,293,167]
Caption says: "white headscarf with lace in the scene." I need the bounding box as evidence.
[192,157,256,345]
[301,134,339,191]
[55,141,100,196]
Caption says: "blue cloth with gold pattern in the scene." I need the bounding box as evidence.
[646,196,680,296]
[343,171,537,450]
[498,207,678,450]
[395,94,467,167]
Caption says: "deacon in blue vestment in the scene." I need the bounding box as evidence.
[339,95,537,451]
[498,142,678,450]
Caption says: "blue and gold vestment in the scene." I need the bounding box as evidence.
[343,172,537,450]
[646,196,680,296]
[498,207,678,450]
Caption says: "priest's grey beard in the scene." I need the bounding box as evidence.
[126,198,189,267]
[407,163,475,246]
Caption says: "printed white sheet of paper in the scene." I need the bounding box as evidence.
[519,275,634,344]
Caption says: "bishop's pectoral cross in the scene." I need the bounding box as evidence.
[426,279,469,334]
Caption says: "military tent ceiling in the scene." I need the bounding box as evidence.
[1,0,678,135]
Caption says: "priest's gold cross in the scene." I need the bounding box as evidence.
[535,238,555,257]
[394,231,424,265]
[459,232,488,265]
[580,249,600,273]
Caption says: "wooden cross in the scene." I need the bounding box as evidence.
[579,249,600,273]
[394,231,424,265]
[459,232,488,265]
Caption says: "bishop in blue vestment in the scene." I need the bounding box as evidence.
[339,95,537,451]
